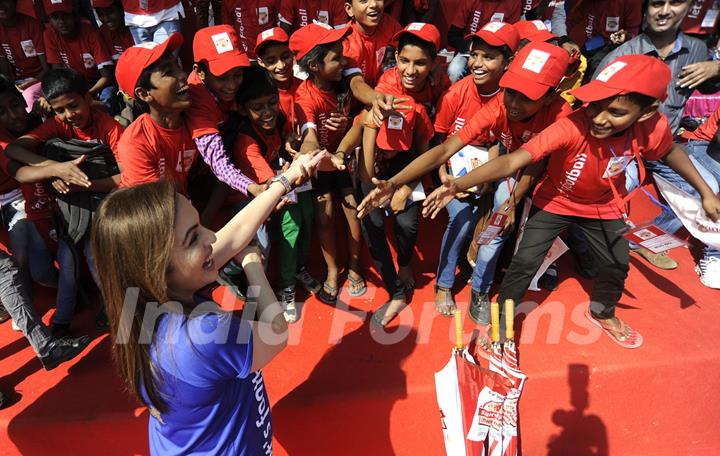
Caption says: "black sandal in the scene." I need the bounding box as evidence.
[316,282,339,304]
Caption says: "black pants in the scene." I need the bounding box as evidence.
[498,208,630,322]
[358,183,419,300]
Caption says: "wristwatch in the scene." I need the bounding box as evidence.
[268,174,293,194]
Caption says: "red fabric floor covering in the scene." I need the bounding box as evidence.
[1,189,719,455]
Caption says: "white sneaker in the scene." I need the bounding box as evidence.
[277,286,298,323]
[696,257,720,289]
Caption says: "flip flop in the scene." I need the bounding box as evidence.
[347,274,367,297]
[316,282,339,305]
[585,310,643,349]
[434,285,456,317]
[371,300,409,327]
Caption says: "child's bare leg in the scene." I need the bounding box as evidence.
[314,193,339,300]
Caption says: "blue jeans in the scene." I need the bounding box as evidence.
[645,157,720,260]
[685,140,720,183]
[128,19,182,45]
[471,177,516,294]
[1,195,57,291]
[448,53,469,83]
[54,238,99,326]
[97,84,123,116]
[435,197,482,289]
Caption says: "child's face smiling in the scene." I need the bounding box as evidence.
[395,44,432,92]
[201,66,244,103]
[258,43,294,83]
[468,41,507,89]
[146,57,191,111]
[48,93,93,130]
[317,41,346,82]
[503,88,547,122]
[0,93,29,136]
[585,96,649,139]
[345,0,384,31]
[243,93,280,133]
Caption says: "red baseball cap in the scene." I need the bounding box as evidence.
[289,22,352,61]
[91,0,115,9]
[43,0,73,15]
[116,33,184,99]
[255,27,290,56]
[465,21,519,53]
[193,25,250,76]
[571,54,671,103]
[392,22,441,52]
[377,107,418,152]
[514,20,557,43]
[499,41,569,101]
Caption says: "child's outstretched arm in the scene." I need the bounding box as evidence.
[664,143,720,221]
[422,148,534,219]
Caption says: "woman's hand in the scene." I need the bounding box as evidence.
[422,175,458,219]
[235,244,264,267]
[357,178,396,218]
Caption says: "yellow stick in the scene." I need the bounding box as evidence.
[491,302,500,343]
[454,309,463,350]
[505,299,515,341]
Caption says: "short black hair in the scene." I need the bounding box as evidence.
[298,41,337,74]
[470,37,513,61]
[235,66,278,106]
[41,68,89,101]
[398,33,437,60]
[0,74,23,101]
[132,53,171,115]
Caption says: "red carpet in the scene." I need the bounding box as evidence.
[1,188,719,456]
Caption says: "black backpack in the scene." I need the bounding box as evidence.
[44,138,120,244]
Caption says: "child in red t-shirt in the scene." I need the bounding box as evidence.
[6,68,124,336]
[290,22,366,303]
[42,0,119,114]
[221,0,279,60]
[424,55,720,349]
[279,0,347,34]
[358,100,434,326]
[115,34,197,195]
[0,0,48,110]
[92,0,135,62]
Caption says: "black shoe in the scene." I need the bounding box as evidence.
[573,250,598,279]
[538,264,559,291]
[217,266,247,301]
[95,309,110,332]
[469,289,490,325]
[51,323,70,339]
[41,335,91,371]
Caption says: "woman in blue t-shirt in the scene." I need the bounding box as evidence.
[90,153,321,455]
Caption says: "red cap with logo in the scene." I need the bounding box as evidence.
[571,54,671,103]
[514,20,557,43]
[499,41,569,101]
[465,21,519,53]
[116,33,184,99]
[392,22,441,52]
[289,22,352,61]
[90,0,115,9]
[43,0,73,15]
[193,25,250,76]
[376,107,418,152]
[255,27,290,55]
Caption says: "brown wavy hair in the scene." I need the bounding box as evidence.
[91,180,177,413]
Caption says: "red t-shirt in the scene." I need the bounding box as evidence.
[524,109,673,219]
[231,127,282,187]
[342,16,402,87]
[27,108,123,157]
[0,129,53,221]
[457,95,574,152]
[121,0,180,15]
[434,76,501,145]
[222,0,279,59]
[118,114,197,194]
[278,77,302,133]
[99,25,135,62]
[566,0,642,48]
[452,0,522,35]
[279,0,347,32]
[374,65,451,113]
[295,79,349,152]
[681,0,719,35]
[684,106,720,142]
[0,14,46,81]
[186,70,235,139]
[44,21,114,84]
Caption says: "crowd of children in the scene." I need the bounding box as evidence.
[1,0,720,450]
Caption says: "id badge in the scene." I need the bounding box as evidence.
[476,212,508,245]
[258,6,269,25]
[623,223,687,253]
[603,156,630,178]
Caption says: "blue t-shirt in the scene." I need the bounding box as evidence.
[143,307,273,455]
